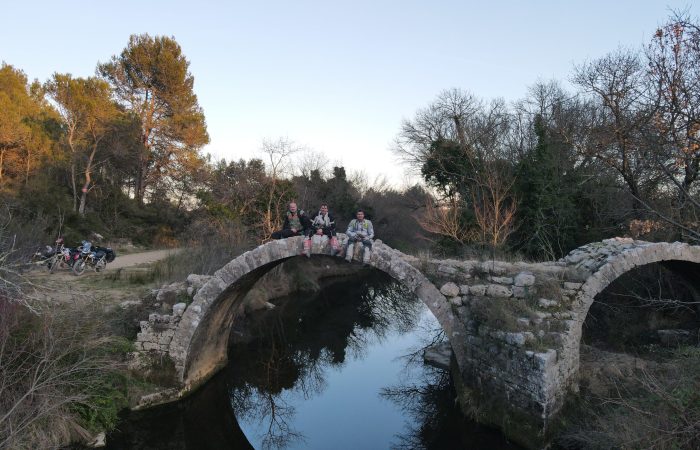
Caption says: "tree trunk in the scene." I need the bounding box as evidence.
[0,148,5,188]
[78,143,98,216]
[24,147,31,186]
[67,132,78,212]
[71,161,78,213]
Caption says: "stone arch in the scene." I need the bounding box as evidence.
[167,236,462,392]
[559,240,700,385]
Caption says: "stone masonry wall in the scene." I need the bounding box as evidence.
[416,257,580,433]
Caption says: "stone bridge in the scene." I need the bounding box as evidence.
[134,236,700,447]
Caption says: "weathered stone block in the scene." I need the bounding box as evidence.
[561,289,578,298]
[438,264,458,275]
[538,298,559,309]
[469,285,487,296]
[534,349,557,370]
[459,284,470,295]
[490,276,513,284]
[514,272,536,287]
[173,303,187,317]
[504,332,527,346]
[142,342,159,351]
[187,274,213,290]
[480,261,508,275]
[512,286,527,298]
[486,284,512,297]
[440,282,460,297]
[533,311,552,319]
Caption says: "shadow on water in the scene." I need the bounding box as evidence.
[106,271,520,449]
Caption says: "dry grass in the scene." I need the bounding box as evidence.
[0,300,129,449]
[556,346,700,449]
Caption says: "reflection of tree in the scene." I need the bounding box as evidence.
[381,362,519,450]
[230,384,305,450]
[381,360,455,450]
[226,271,427,450]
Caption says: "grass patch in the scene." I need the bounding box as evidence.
[469,297,535,332]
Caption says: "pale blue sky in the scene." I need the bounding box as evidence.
[0,1,693,186]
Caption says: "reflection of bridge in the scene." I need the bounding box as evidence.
[140,236,700,448]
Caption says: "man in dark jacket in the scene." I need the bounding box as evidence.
[271,202,311,239]
[307,203,336,238]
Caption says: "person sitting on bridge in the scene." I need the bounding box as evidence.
[344,209,374,264]
[304,202,337,257]
[271,202,311,240]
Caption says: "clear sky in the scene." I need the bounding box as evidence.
[0,1,694,187]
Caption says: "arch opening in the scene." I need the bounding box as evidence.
[582,260,700,354]
[175,242,460,392]
[563,260,700,448]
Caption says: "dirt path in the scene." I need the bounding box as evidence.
[108,248,181,269]
[28,248,182,306]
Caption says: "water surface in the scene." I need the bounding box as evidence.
[108,271,519,450]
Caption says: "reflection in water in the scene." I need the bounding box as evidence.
[106,271,518,449]
[227,271,430,449]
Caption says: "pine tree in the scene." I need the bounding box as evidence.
[98,34,209,203]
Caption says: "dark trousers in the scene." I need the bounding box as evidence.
[271,229,301,239]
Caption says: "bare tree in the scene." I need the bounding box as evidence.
[416,195,478,245]
[260,138,302,241]
[393,88,484,171]
[646,13,700,239]
[294,150,329,179]
[472,164,518,248]
[572,49,659,215]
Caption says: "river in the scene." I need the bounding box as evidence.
[107,271,520,449]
